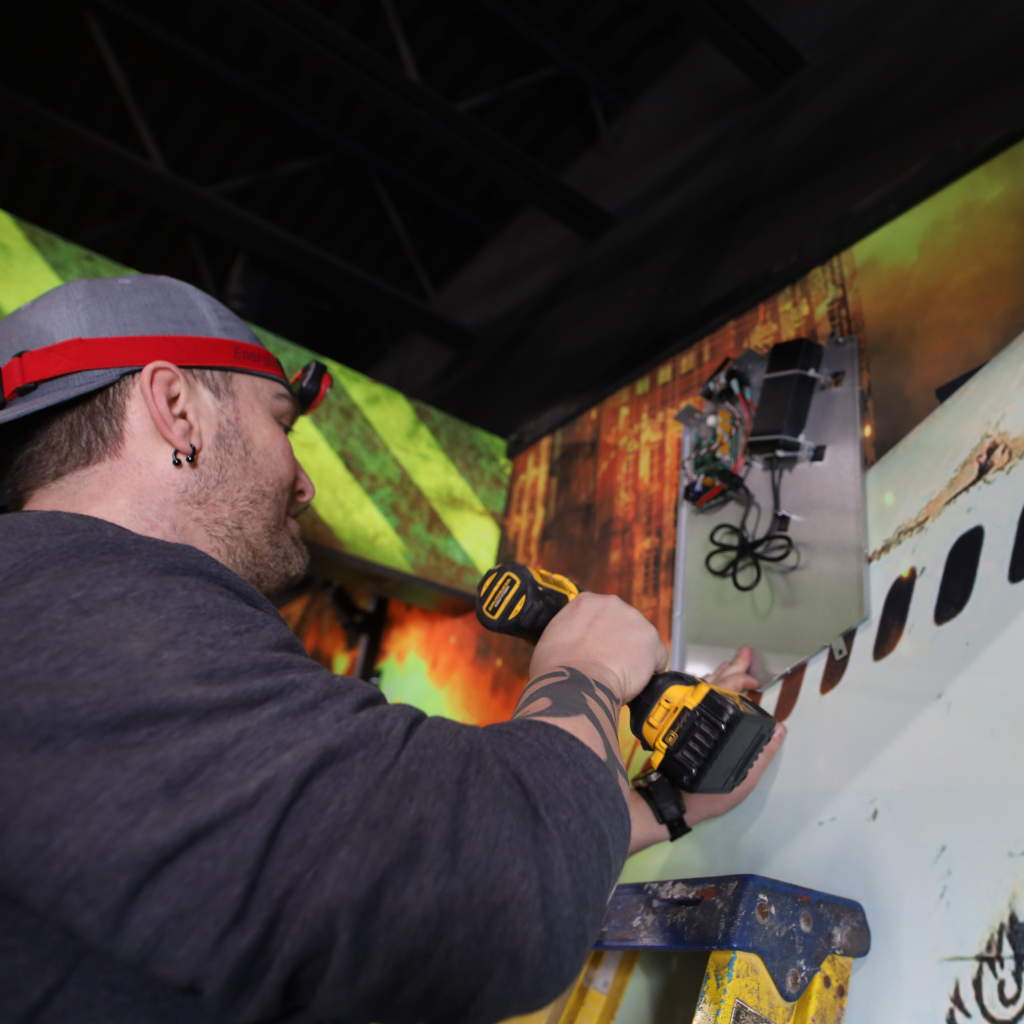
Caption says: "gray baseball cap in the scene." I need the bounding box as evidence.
[0,274,281,426]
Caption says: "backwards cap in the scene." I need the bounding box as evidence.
[0,275,313,426]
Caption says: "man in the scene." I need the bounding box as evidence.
[0,275,784,1024]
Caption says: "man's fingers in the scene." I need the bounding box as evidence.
[709,646,759,692]
[731,645,752,672]
[710,667,760,694]
[655,637,669,673]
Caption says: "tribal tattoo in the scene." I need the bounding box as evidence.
[512,666,630,796]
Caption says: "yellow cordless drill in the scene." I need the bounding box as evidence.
[476,562,776,794]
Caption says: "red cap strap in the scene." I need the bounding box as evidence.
[1,335,288,405]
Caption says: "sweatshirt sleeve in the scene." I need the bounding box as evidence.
[0,521,631,1024]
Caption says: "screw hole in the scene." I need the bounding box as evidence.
[786,968,800,993]
[755,901,770,923]
[799,911,813,932]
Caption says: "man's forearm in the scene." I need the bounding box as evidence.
[512,665,630,799]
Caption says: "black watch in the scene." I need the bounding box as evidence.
[634,772,691,841]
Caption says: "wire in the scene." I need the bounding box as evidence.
[704,461,798,591]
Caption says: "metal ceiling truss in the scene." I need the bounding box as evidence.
[466,0,626,110]
[0,0,808,361]
[690,0,806,91]
[83,10,219,293]
[226,0,617,239]
[87,0,493,234]
[0,86,476,348]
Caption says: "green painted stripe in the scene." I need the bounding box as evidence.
[289,416,414,574]
[309,387,479,581]
[335,364,502,574]
[258,330,480,586]
[411,398,511,519]
[0,210,63,315]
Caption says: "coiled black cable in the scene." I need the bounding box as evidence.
[705,462,798,591]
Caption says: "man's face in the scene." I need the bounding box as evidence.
[187,373,315,596]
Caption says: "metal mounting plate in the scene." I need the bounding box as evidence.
[676,336,867,685]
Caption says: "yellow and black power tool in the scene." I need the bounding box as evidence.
[476,562,776,794]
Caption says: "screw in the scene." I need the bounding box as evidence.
[786,969,800,993]
[756,901,770,923]
[799,911,813,933]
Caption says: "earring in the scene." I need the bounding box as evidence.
[172,444,197,467]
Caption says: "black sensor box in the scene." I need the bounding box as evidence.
[748,338,824,455]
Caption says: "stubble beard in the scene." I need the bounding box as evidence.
[186,410,310,596]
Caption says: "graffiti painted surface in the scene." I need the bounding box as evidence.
[948,910,1024,1024]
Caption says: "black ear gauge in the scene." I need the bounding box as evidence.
[172,444,197,466]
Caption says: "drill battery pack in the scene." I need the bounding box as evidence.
[628,672,775,794]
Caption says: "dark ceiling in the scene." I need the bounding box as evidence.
[2,0,1023,450]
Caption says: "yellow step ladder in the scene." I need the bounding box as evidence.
[505,874,869,1024]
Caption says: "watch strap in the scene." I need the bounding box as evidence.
[634,771,691,841]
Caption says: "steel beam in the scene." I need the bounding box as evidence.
[467,0,625,109]
[372,177,435,299]
[455,67,557,113]
[692,0,807,91]
[84,10,219,294]
[87,0,492,234]
[0,87,475,349]
[232,0,616,238]
[380,0,421,83]
[211,155,341,195]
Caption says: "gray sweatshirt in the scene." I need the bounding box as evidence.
[0,511,628,1024]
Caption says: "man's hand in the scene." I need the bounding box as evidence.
[514,592,667,802]
[707,644,761,695]
[529,592,668,704]
[627,646,786,855]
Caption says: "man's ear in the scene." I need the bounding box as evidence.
[138,362,205,455]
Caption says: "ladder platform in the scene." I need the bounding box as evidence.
[594,874,870,1002]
